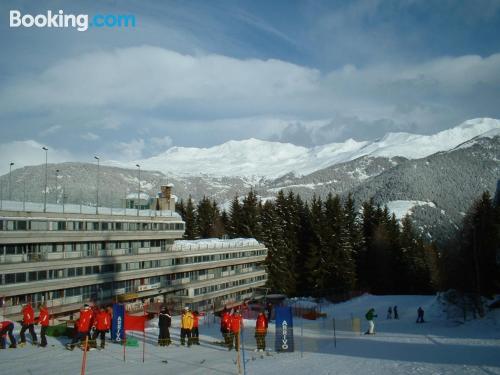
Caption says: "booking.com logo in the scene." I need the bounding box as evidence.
[9,10,136,32]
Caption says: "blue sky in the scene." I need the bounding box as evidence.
[1,0,500,171]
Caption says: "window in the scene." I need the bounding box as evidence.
[16,273,26,283]
[29,272,37,282]
[57,221,65,230]
[31,221,48,231]
[5,274,15,284]
[38,271,47,281]
[101,222,109,230]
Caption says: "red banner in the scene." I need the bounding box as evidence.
[124,314,146,332]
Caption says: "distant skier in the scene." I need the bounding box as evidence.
[0,320,16,348]
[158,306,172,346]
[228,309,243,351]
[19,303,37,346]
[66,304,93,350]
[365,308,377,335]
[192,310,200,345]
[393,305,399,319]
[37,303,50,347]
[180,306,193,346]
[255,311,268,352]
[266,302,273,322]
[387,306,392,319]
[220,307,231,346]
[416,307,425,323]
[92,306,111,349]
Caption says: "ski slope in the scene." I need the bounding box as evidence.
[2,294,499,375]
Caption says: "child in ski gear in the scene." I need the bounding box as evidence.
[220,307,231,346]
[0,320,16,348]
[365,308,377,334]
[37,304,50,347]
[158,306,172,346]
[387,306,392,319]
[92,306,111,349]
[416,307,425,323]
[192,310,200,345]
[393,305,399,319]
[228,309,243,351]
[19,303,37,346]
[67,304,94,350]
[255,311,268,351]
[180,306,194,346]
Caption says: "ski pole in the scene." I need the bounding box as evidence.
[80,335,89,375]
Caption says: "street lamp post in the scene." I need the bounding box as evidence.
[55,169,60,204]
[8,162,14,201]
[94,156,100,215]
[136,164,141,216]
[42,147,48,213]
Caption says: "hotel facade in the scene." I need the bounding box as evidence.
[0,188,268,320]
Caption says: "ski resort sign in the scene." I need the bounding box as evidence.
[111,303,125,342]
[275,306,294,352]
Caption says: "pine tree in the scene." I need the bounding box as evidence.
[228,195,243,238]
[241,189,260,238]
[183,196,196,240]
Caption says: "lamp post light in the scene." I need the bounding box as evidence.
[55,169,60,204]
[94,156,100,215]
[42,147,48,213]
[8,162,14,201]
[136,164,141,216]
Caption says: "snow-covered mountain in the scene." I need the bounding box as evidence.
[126,118,499,179]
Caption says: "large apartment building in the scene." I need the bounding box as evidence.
[0,188,268,320]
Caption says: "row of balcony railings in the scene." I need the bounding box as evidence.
[0,270,266,316]
[0,200,180,217]
[0,239,265,264]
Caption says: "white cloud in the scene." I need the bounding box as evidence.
[110,138,146,161]
[39,125,62,136]
[0,140,76,175]
[81,132,100,141]
[150,136,173,152]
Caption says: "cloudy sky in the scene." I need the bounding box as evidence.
[1,0,500,173]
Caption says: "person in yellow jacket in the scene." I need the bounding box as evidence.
[180,306,194,346]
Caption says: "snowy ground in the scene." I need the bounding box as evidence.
[2,294,500,375]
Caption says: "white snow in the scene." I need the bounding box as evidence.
[172,238,260,251]
[2,294,499,375]
[105,118,500,179]
[386,200,437,220]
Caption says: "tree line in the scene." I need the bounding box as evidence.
[176,188,500,298]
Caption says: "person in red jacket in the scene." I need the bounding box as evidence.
[19,303,37,346]
[37,304,50,347]
[191,310,200,345]
[255,311,268,351]
[220,307,231,346]
[0,320,17,349]
[228,309,243,351]
[92,306,111,349]
[66,304,94,350]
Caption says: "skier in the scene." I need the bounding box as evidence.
[387,306,392,319]
[416,307,425,323]
[0,319,16,348]
[158,306,172,346]
[220,307,231,346]
[228,309,243,351]
[92,306,111,349]
[255,311,268,352]
[66,304,94,350]
[19,303,37,347]
[192,310,200,345]
[365,308,377,335]
[266,302,273,322]
[180,306,193,346]
[37,303,50,347]
[393,305,399,319]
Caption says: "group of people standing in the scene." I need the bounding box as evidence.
[0,303,50,349]
[219,307,268,352]
[157,306,200,347]
[66,304,112,350]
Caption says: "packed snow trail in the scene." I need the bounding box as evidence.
[2,295,499,375]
